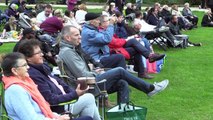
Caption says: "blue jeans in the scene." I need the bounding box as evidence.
[73,116,93,120]
[100,54,126,69]
[141,37,151,52]
[124,38,150,58]
[124,38,151,74]
[125,47,144,74]
[96,67,152,103]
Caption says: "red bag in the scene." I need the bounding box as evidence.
[146,60,157,74]
[146,58,165,74]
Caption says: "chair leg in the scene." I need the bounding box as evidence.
[98,92,108,120]
[153,39,167,51]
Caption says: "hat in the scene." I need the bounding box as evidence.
[23,28,34,36]
[85,13,101,21]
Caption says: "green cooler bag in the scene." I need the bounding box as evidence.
[106,103,147,120]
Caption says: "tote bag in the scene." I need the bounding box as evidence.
[106,102,147,120]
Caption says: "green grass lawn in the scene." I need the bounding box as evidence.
[0,9,213,119]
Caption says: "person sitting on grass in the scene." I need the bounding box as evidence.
[182,2,198,27]
[201,8,213,27]
[168,15,202,47]
[1,16,20,39]
[1,52,92,120]
[36,4,53,25]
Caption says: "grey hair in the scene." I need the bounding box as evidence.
[99,15,108,23]
[85,21,90,24]
[61,25,77,40]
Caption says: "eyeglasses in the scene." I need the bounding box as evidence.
[15,63,28,68]
[33,51,43,55]
[103,19,110,22]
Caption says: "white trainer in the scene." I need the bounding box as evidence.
[126,65,138,74]
[147,79,169,97]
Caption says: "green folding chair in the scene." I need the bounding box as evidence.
[0,80,12,120]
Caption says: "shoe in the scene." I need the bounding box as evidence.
[174,40,183,46]
[148,53,165,63]
[147,79,169,97]
[126,65,137,74]
[187,43,194,47]
[138,73,154,79]
[193,43,202,47]
[138,68,154,79]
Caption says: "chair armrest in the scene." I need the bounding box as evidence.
[1,115,13,120]
[96,79,107,84]
[51,100,77,106]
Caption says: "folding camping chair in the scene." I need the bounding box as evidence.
[56,57,108,120]
[143,29,169,51]
[0,78,12,120]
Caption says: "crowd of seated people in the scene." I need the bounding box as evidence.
[2,1,210,119]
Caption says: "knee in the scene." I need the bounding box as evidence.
[114,67,126,72]
[116,54,125,61]
[118,80,129,88]
[81,93,95,104]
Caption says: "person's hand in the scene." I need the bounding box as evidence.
[76,84,89,96]
[109,14,117,24]
[57,114,70,120]
[134,34,139,38]
[94,68,105,74]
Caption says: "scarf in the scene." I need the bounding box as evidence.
[2,76,55,118]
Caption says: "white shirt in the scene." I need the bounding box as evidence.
[36,11,53,24]
[75,10,87,24]
[135,18,156,32]
[64,15,81,30]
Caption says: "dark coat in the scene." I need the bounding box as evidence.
[160,9,172,23]
[168,21,181,35]
[28,63,79,113]
[146,14,159,26]
[207,0,213,6]
[201,14,213,27]
[125,8,134,15]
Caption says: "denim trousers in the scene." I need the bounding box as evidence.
[124,38,151,74]
[95,67,152,103]
[68,93,101,120]
[141,37,151,51]
[100,54,126,69]
[125,47,144,74]
[124,38,150,58]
